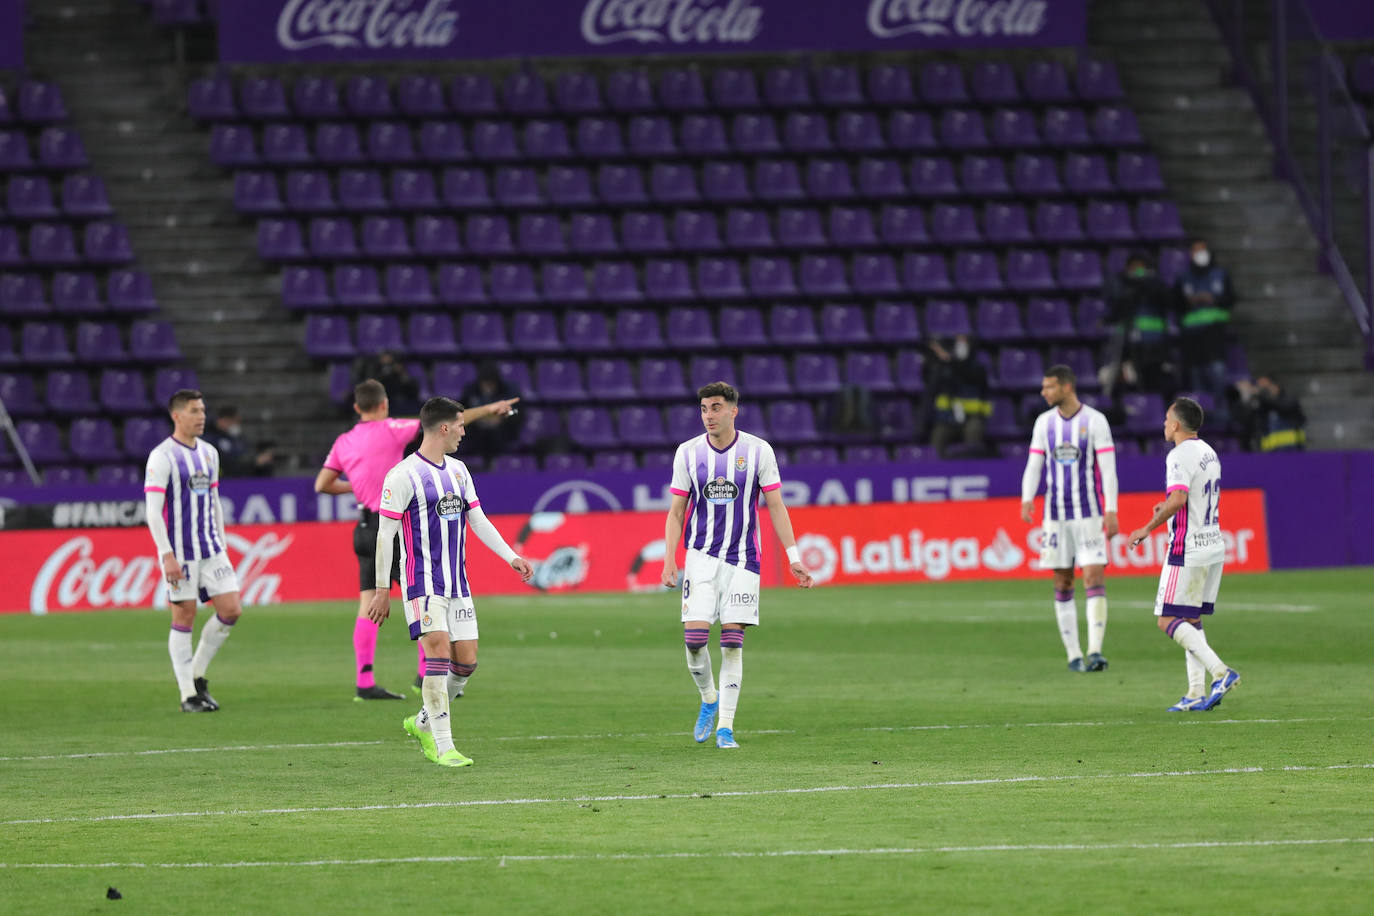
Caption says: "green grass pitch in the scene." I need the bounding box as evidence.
[2,569,1372,914]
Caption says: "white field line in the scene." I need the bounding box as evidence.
[3,837,1371,870]
[5,764,1370,828]
[5,715,1371,762]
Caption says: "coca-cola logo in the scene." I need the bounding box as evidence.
[581,0,763,46]
[276,0,459,52]
[866,0,1048,39]
[29,532,294,613]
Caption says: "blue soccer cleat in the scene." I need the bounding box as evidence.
[1204,668,1240,710]
[1067,657,1087,672]
[716,727,738,749]
[1167,696,1209,712]
[694,700,718,743]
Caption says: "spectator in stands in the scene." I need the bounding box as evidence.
[1234,376,1306,451]
[827,384,877,439]
[351,350,420,415]
[1175,238,1236,403]
[925,334,991,458]
[1103,252,1175,395]
[206,405,276,477]
[458,361,524,461]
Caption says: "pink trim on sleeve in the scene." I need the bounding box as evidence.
[210,481,219,487]
[669,487,689,497]
[379,509,404,520]
[1166,484,1189,494]
[468,499,481,510]
[760,483,782,493]
[1028,448,1045,455]
[1094,446,1115,453]
[143,486,166,494]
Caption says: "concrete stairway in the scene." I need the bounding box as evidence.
[25,0,338,473]
[1092,0,1374,448]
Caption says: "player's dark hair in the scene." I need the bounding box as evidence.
[420,396,464,431]
[168,389,203,412]
[354,379,387,412]
[1170,397,1204,432]
[1043,364,1076,388]
[698,381,739,405]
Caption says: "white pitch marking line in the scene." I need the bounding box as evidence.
[5,764,1369,828]
[3,837,1371,870]
[0,741,385,763]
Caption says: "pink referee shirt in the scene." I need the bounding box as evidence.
[323,418,420,511]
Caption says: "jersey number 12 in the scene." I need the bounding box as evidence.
[1201,480,1221,525]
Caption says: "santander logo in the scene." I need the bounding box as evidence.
[28,532,295,614]
[275,0,459,52]
[581,0,763,46]
[866,0,1048,39]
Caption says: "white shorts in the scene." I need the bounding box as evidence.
[405,595,478,642]
[169,551,239,604]
[1154,562,1223,618]
[1039,517,1109,570]
[680,550,760,626]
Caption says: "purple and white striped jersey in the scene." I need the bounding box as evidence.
[144,437,225,562]
[1028,405,1116,521]
[669,431,781,574]
[379,453,479,601]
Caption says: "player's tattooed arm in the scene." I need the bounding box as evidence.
[1129,490,1189,547]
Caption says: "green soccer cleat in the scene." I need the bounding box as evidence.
[404,714,437,761]
[434,748,473,768]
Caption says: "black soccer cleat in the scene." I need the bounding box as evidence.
[1067,657,1087,672]
[194,677,219,710]
[1085,652,1109,672]
[355,684,406,701]
[180,695,217,712]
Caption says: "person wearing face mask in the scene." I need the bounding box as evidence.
[1103,252,1175,396]
[205,405,276,478]
[925,333,991,458]
[1175,239,1236,405]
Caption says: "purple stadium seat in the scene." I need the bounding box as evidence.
[701,161,750,203]
[646,259,694,302]
[52,272,104,316]
[972,62,1022,104]
[1086,200,1136,242]
[769,304,819,347]
[924,299,973,339]
[18,420,68,464]
[495,166,544,208]
[838,112,886,153]
[397,75,448,117]
[614,308,665,352]
[697,257,747,300]
[304,315,353,359]
[984,396,1023,439]
[776,207,825,248]
[785,112,833,153]
[724,208,774,250]
[308,217,358,259]
[577,117,626,158]
[718,306,769,349]
[438,263,488,306]
[458,311,509,355]
[429,362,476,399]
[0,372,42,415]
[285,170,337,212]
[616,405,668,448]
[367,122,417,164]
[868,65,916,106]
[234,171,282,214]
[940,109,989,150]
[440,167,491,210]
[976,298,1025,342]
[122,416,167,457]
[240,76,289,119]
[821,304,870,346]
[536,359,587,402]
[1,273,48,316]
[69,418,118,463]
[748,256,798,298]
[1042,107,1093,149]
[767,401,820,445]
[607,69,655,113]
[293,76,344,119]
[687,354,736,389]
[554,72,604,115]
[188,75,237,121]
[484,262,537,306]
[878,204,929,246]
[674,210,723,251]
[108,270,158,314]
[984,202,1032,245]
[631,117,679,159]
[464,214,513,255]
[1116,152,1165,193]
[92,465,140,487]
[0,227,22,267]
[503,73,551,116]
[1023,60,1075,104]
[618,211,666,254]
[960,155,1010,197]
[711,67,761,110]
[542,452,590,473]
[418,121,468,164]
[732,112,780,154]
[282,266,330,309]
[39,127,90,170]
[996,347,1044,390]
[1076,297,1110,339]
[388,169,438,211]
[872,301,922,344]
[1035,201,1084,243]
[406,313,457,358]
[680,115,729,156]
[362,216,412,258]
[1026,297,1077,340]
[1092,105,1143,146]
[742,353,792,396]
[990,108,1041,149]
[514,405,560,450]
[563,213,615,255]
[761,65,809,108]
[1136,200,1186,241]
[29,223,80,267]
[806,159,856,200]
[639,357,689,400]
[598,164,648,205]
[313,123,365,166]
[910,156,959,197]
[523,119,573,160]
[1051,346,1099,389]
[336,267,384,310]
[848,352,897,393]
[511,311,561,354]
[668,307,718,350]
[787,446,835,466]
[588,261,639,304]
[1057,249,1104,291]
[256,220,304,262]
[60,175,113,219]
[44,370,98,417]
[1004,249,1055,292]
[563,309,612,351]
[7,175,58,219]
[472,121,520,161]
[450,74,498,116]
[931,203,981,245]
[262,123,313,166]
[876,399,917,442]
[840,444,887,463]
[516,213,566,256]
[566,406,618,450]
[588,358,638,400]
[128,320,179,363]
[413,216,461,257]
[754,159,804,202]
[99,368,151,412]
[540,262,588,304]
[830,206,879,248]
[888,110,938,151]
[799,254,849,296]
[921,62,970,105]
[345,75,395,118]
[1064,153,1114,195]
[0,130,34,170]
[904,252,954,294]
[811,64,861,107]
[853,254,901,296]
[1012,153,1063,196]
[857,157,905,199]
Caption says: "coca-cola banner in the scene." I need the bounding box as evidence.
[0,0,22,70]
[217,0,1087,64]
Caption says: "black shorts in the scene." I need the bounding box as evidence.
[354,509,401,593]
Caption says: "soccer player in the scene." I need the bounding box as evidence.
[315,379,518,701]
[660,382,815,750]
[1128,397,1240,711]
[143,389,242,712]
[366,397,533,768]
[1020,365,1119,673]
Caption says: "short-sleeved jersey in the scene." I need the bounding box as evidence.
[1028,405,1116,521]
[379,452,479,601]
[669,431,780,574]
[323,418,421,512]
[144,437,225,562]
[1164,438,1224,567]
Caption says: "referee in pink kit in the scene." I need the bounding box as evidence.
[315,379,518,700]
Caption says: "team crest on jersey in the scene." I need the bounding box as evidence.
[704,476,739,504]
[735,456,747,472]
[422,614,433,627]
[452,469,465,488]
[188,471,211,493]
[434,491,466,521]
[1053,442,1081,465]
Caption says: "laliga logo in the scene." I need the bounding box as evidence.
[796,533,838,585]
[581,0,763,46]
[276,0,459,51]
[866,0,1048,39]
[29,532,295,614]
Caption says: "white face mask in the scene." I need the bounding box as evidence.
[1192,250,1211,268]
[953,339,970,360]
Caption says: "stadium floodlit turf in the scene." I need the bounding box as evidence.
[2,569,1372,914]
